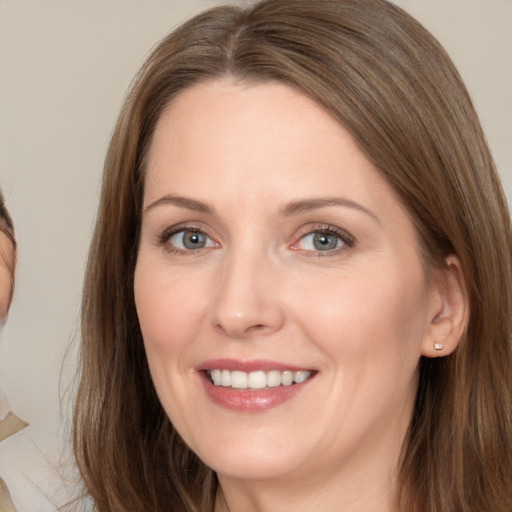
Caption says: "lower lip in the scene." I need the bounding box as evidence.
[200,373,314,413]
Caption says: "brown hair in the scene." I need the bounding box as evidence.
[0,189,16,313]
[74,0,512,510]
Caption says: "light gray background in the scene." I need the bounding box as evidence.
[0,0,511,437]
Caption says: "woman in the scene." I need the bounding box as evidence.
[74,0,512,510]
[0,191,28,512]
[0,192,16,326]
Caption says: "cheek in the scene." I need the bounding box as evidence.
[0,265,12,320]
[306,270,428,430]
[133,261,210,426]
[295,264,429,370]
[134,261,208,356]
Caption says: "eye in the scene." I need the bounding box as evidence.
[294,227,354,254]
[299,232,342,251]
[167,229,215,251]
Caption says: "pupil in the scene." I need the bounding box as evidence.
[313,233,337,250]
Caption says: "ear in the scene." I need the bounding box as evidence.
[421,255,469,358]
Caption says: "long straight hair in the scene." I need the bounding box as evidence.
[74,1,512,510]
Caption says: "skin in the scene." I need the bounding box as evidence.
[0,231,14,420]
[0,232,14,322]
[134,79,467,512]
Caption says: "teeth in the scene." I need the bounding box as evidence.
[231,371,247,389]
[247,371,266,389]
[208,369,312,389]
[293,371,310,384]
[221,369,231,387]
[281,371,293,386]
[266,370,282,388]
[211,369,222,385]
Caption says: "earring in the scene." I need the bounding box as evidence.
[433,342,444,351]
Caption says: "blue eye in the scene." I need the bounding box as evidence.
[297,228,352,253]
[168,230,214,250]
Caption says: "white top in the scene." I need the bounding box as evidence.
[0,417,84,512]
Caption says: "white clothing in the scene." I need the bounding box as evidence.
[0,417,82,512]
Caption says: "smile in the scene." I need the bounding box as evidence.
[208,369,312,389]
[198,361,316,412]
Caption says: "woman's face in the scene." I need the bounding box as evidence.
[134,79,440,485]
[0,232,14,321]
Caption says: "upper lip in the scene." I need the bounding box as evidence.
[196,358,313,373]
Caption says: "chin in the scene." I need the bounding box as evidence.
[187,427,311,482]
[208,451,303,482]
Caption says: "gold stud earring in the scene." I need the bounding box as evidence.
[433,342,444,351]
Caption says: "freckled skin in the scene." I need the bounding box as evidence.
[134,79,443,511]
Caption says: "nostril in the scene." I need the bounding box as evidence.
[249,324,268,333]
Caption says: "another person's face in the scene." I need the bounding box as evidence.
[135,80,439,484]
[0,232,14,321]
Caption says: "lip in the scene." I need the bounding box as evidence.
[196,359,316,413]
[197,358,310,373]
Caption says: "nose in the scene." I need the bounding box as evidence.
[210,248,286,339]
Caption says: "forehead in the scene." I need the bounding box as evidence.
[144,79,390,205]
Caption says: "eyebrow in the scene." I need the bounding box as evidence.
[144,195,214,214]
[280,197,380,224]
[144,194,380,224]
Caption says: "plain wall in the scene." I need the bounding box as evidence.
[0,0,511,436]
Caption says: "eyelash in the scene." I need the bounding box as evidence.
[158,224,355,256]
